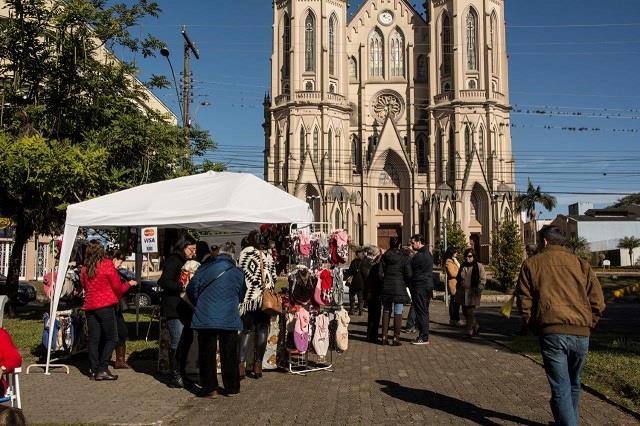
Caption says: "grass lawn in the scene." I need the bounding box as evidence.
[3,306,159,363]
[501,333,640,414]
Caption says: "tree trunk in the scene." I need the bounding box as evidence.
[4,214,32,317]
[630,249,634,266]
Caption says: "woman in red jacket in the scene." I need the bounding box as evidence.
[80,240,136,380]
[0,328,22,396]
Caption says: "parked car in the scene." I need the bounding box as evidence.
[125,279,162,307]
[0,274,37,306]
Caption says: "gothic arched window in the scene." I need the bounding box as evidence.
[329,15,337,76]
[328,129,333,177]
[390,28,404,77]
[437,128,445,181]
[417,134,427,173]
[464,126,472,159]
[448,126,456,183]
[378,193,383,210]
[313,127,319,164]
[349,57,357,79]
[282,13,291,79]
[490,12,498,75]
[334,209,341,229]
[390,193,395,210]
[416,55,427,82]
[466,10,478,71]
[369,28,384,78]
[384,194,389,210]
[442,13,452,76]
[299,126,306,159]
[305,12,316,72]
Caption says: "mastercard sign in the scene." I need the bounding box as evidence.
[141,227,158,253]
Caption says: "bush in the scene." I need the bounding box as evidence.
[491,221,524,292]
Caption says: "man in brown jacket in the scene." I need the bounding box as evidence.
[516,225,605,426]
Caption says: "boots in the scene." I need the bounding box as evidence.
[114,344,129,369]
[239,362,246,380]
[381,311,390,345]
[391,314,403,346]
[253,360,263,379]
[168,349,184,388]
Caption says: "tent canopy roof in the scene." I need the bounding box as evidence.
[66,171,313,230]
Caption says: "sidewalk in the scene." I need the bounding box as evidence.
[21,301,638,425]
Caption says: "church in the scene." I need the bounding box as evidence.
[263,0,516,263]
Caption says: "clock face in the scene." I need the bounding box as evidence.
[379,10,393,26]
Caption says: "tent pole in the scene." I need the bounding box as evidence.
[135,227,142,338]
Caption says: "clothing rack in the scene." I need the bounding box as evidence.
[289,221,331,235]
[284,305,341,376]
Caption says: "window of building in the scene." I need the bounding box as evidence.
[417,134,427,173]
[299,126,306,159]
[442,13,452,76]
[313,127,319,164]
[443,82,451,92]
[378,193,383,210]
[349,57,358,79]
[466,10,478,70]
[465,126,472,160]
[305,12,315,72]
[384,194,389,210]
[305,81,314,91]
[329,15,337,76]
[390,193,395,210]
[416,55,427,82]
[282,13,291,78]
[478,125,485,162]
[468,79,476,89]
[369,28,384,78]
[329,83,336,93]
[448,126,456,183]
[397,193,400,207]
[490,12,498,74]
[328,129,333,177]
[334,209,341,229]
[390,28,404,77]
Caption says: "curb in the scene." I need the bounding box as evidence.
[432,292,513,303]
[432,318,640,422]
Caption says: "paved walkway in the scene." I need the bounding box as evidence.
[21,301,638,425]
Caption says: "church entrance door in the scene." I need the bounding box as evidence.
[377,224,402,250]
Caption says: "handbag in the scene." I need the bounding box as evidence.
[259,251,282,315]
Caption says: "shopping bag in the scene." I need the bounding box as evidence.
[500,295,516,318]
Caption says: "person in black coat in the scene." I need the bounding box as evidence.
[345,250,365,316]
[409,234,434,345]
[378,237,412,346]
[158,236,196,388]
[364,246,382,343]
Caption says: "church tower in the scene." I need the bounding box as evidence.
[425,0,515,261]
[265,0,516,261]
[265,0,353,231]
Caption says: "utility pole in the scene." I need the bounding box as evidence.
[181,26,200,166]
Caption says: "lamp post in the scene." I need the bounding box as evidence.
[160,47,183,124]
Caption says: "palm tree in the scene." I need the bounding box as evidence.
[618,236,640,266]
[515,179,557,243]
[566,236,591,261]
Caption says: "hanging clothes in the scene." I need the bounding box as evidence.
[317,233,330,262]
[312,313,330,357]
[289,268,315,305]
[336,308,350,351]
[299,233,311,257]
[294,307,310,353]
[331,267,344,306]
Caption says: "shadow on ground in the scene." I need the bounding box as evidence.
[376,380,546,426]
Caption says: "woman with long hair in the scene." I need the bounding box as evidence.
[443,246,461,326]
[109,250,137,369]
[455,248,486,338]
[81,240,136,380]
[157,236,197,388]
[238,230,276,379]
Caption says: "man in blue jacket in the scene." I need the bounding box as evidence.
[187,243,245,398]
[409,234,434,345]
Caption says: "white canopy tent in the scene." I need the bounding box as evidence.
[45,171,313,373]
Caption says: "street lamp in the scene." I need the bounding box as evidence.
[160,46,183,124]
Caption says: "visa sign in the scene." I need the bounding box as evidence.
[141,227,158,253]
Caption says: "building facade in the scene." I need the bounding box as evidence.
[264,0,515,262]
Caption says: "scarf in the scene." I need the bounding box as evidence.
[319,268,333,304]
[238,246,275,315]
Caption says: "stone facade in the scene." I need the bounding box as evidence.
[264,0,516,262]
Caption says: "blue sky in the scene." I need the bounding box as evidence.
[126,0,640,218]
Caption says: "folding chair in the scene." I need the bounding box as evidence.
[0,367,22,409]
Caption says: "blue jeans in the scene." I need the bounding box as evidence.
[166,318,184,350]
[540,334,589,426]
[383,302,404,315]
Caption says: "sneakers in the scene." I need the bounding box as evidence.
[402,327,417,334]
[411,338,430,346]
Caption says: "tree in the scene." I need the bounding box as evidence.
[566,236,591,262]
[0,0,220,313]
[490,220,524,292]
[609,193,640,208]
[515,179,557,244]
[434,220,468,265]
[618,236,640,266]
